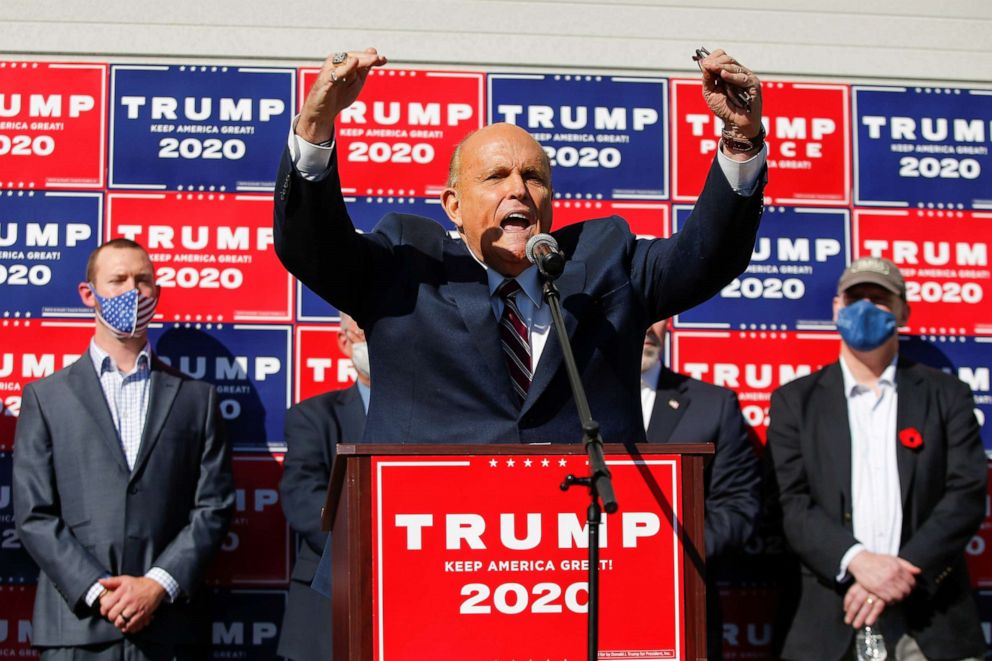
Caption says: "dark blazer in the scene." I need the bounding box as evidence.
[13,352,234,648]
[274,147,764,445]
[767,358,987,660]
[646,366,760,559]
[277,385,366,661]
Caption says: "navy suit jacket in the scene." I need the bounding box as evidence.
[277,385,366,661]
[274,146,764,444]
[13,353,234,647]
[646,366,760,559]
[767,359,987,660]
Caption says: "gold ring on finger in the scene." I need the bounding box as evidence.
[865,596,875,605]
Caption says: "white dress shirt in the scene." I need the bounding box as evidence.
[837,355,903,579]
[640,361,663,431]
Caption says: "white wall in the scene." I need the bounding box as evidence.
[2,0,990,84]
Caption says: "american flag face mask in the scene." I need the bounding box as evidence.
[88,285,158,339]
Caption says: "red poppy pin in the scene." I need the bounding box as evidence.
[899,427,923,450]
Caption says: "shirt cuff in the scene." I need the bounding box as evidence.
[145,567,180,603]
[288,114,335,182]
[716,143,767,197]
[84,578,109,607]
[837,543,866,582]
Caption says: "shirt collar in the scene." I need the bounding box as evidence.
[356,380,371,414]
[454,230,544,309]
[839,353,898,397]
[89,339,152,376]
[486,265,543,309]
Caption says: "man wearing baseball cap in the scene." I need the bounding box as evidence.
[767,257,986,660]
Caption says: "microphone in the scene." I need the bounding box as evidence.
[526,233,566,279]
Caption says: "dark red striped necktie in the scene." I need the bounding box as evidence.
[496,279,532,404]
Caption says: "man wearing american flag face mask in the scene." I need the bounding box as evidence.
[13,238,234,660]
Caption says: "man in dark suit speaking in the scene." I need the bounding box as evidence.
[13,239,234,660]
[274,47,767,444]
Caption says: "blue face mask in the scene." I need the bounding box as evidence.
[836,298,897,352]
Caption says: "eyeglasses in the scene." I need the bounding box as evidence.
[692,46,752,111]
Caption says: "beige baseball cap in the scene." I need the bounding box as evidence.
[836,256,906,298]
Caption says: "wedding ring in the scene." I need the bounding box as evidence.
[332,51,348,65]
[120,612,131,623]
[330,71,346,84]
[865,596,875,605]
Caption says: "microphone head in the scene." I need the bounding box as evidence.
[525,233,559,265]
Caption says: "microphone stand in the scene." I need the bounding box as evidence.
[541,274,618,661]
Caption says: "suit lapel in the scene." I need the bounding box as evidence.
[130,359,181,480]
[521,260,586,416]
[443,247,517,406]
[66,357,130,474]
[646,368,689,443]
[895,360,924,507]
[338,385,367,441]
[815,363,853,513]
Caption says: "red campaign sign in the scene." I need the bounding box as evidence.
[853,209,992,336]
[372,454,685,660]
[0,320,93,447]
[718,585,781,660]
[299,68,484,197]
[669,330,840,444]
[106,193,292,322]
[0,585,38,657]
[966,464,992,587]
[670,79,850,205]
[0,61,106,189]
[207,453,289,587]
[294,325,356,403]
[553,200,670,239]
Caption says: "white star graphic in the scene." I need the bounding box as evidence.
[541,458,550,467]
[506,458,516,467]
[558,458,567,467]
[523,458,533,467]
[489,458,498,467]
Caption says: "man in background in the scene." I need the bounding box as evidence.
[641,318,761,658]
[13,238,234,660]
[277,313,369,661]
[768,257,986,660]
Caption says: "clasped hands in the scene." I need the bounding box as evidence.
[96,575,167,634]
[843,551,921,628]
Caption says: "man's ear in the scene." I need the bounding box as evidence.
[440,187,463,231]
[831,295,842,322]
[897,299,910,327]
[79,282,97,309]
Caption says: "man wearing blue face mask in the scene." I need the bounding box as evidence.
[13,238,234,660]
[767,257,986,660]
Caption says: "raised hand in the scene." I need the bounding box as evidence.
[297,48,388,144]
[696,48,763,140]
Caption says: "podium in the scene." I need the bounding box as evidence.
[323,443,712,661]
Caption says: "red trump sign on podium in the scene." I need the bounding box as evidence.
[370,454,686,660]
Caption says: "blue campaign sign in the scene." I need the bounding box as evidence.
[109,65,294,192]
[900,335,992,457]
[853,86,992,209]
[0,451,40,583]
[488,74,667,200]
[209,589,285,660]
[673,205,850,330]
[149,323,291,451]
[297,196,446,321]
[0,191,102,318]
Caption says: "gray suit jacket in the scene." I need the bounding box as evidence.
[13,351,235,647]
[277,385,366,661]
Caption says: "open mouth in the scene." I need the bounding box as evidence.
[500,212,533,233]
